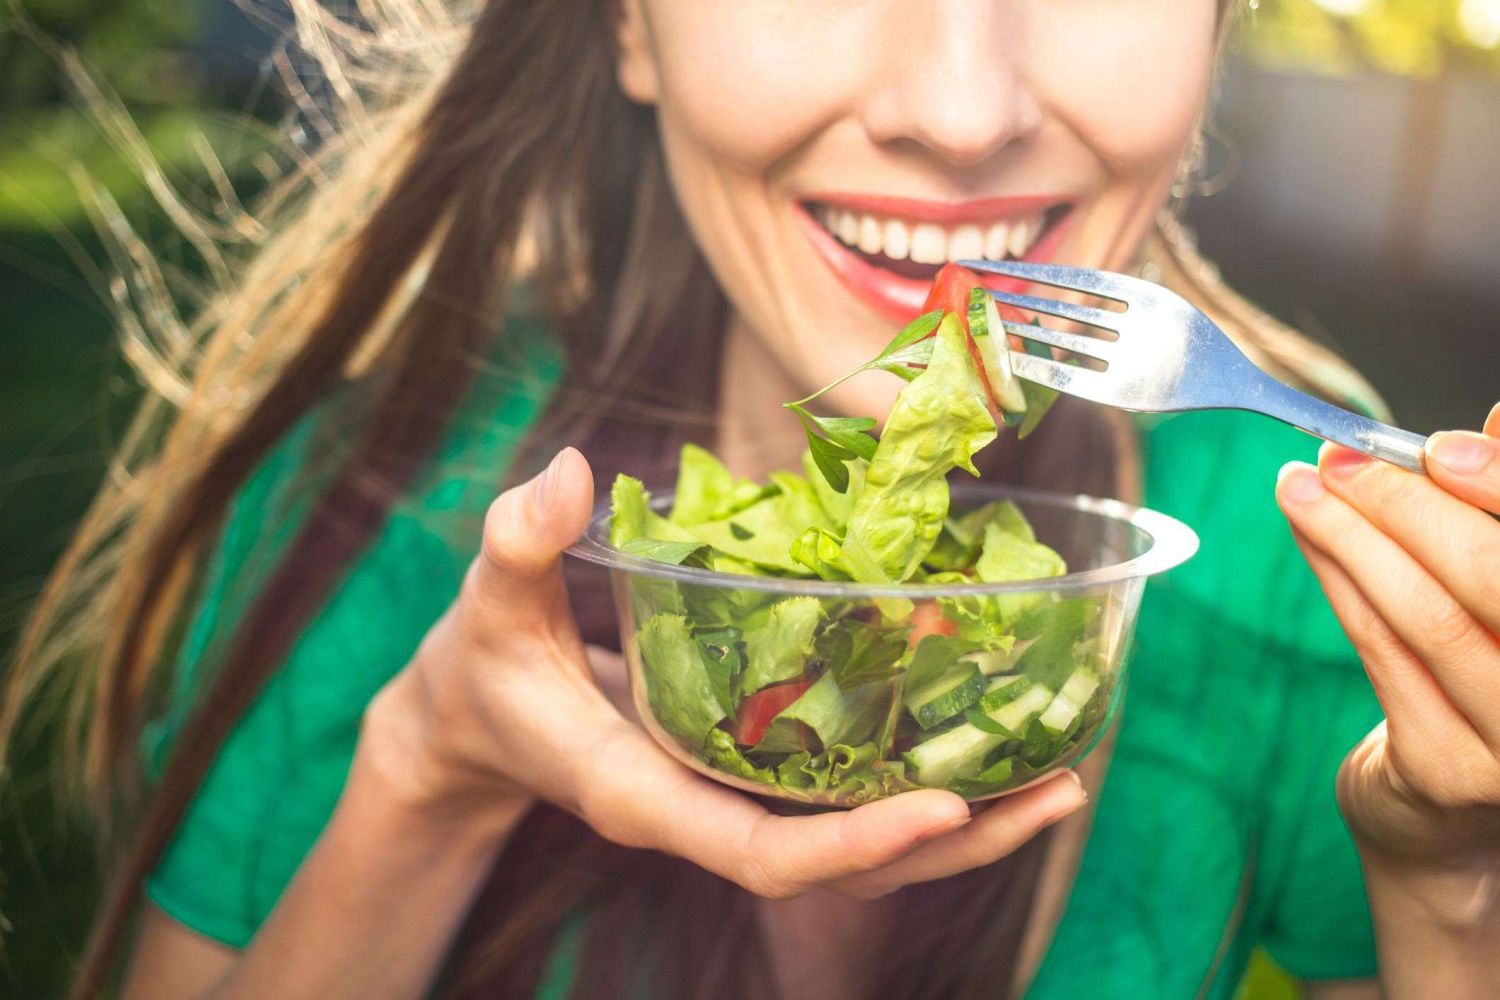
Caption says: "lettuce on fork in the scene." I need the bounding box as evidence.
[610,267,1105,805]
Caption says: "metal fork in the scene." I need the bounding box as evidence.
[960,258,1430,473]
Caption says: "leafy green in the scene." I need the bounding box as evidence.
[694,626,744,719]
[974,522,1067,627]
[741,597,822,696]
[817,617,912,689]
[838,313,997,586]
[1017,336,1064,439]
[904,634,983,691]
[610,476,697,548]
[705,728,775,784]
[609,272,1095,804]
[620,537,713,568]
[638,614,728,748]
[753,671,892,754]
[670,444,773,526]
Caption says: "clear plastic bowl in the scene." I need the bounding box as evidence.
[568,483,1197,809]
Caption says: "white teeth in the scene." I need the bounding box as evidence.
[946,224,983,263]
[1008,215,1040,258]
[984,223,1011,261]
[817,205,1051,264]
[837,211,858,245]
[883,219,910,260]
[909,223,946,265]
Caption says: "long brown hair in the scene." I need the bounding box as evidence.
[5,1,1386,997]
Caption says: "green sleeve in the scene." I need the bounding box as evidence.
[144,342,559,946]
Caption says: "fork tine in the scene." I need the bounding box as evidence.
[960,259,1143,300]
[1008,351,1119,406]
[986,288,1121,333]
[999,320,1112,363]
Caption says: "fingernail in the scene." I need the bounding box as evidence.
[532,450,566,513]
[1318,441,1369,479]
[1427,431,1493,476]
[1277,461,1325,504]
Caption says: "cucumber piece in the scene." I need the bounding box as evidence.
[1038,671,1101,734]
[902,681,1054,788]
[977,674,1033,713]
[905,662,988,730]
[967,289,1028,416]
[960,638,1034,676]
[988,684,1056,734]
[901,723,1003,788]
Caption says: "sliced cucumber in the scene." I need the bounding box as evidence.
[1038,670,1101,734]
[977,674,1033,713]
[902,680,1054,788]
[905,662,988,730]
[967,290,1028,416]
[988,684,1055,734]
[961,637,1036,677]
[901,722,1002,788]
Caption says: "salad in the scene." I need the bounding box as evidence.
[608,265,1110,805]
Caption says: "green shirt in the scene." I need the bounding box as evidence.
[145,336,1382,997]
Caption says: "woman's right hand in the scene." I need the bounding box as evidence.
[361,448,1087,901]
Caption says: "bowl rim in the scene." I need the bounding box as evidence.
[566,481,1199,598]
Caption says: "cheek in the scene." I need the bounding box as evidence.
[642,3,863,174]
[1034,5,1219,177]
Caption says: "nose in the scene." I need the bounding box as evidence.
[859,1,1041,169]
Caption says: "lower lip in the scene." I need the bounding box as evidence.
[796,206,1074,322]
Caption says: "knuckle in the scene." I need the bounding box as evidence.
[1421,599,1488,661]
[741,860,799,900]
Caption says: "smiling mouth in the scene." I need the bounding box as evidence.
[808,202,1069,280]
[797,195,1074,319]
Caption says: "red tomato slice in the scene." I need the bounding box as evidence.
[921,263,1008,416]
[908,600,957,648]
[922,262,986,322]
[733,678,813,746]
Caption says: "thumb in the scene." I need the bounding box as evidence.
[470,447,594,625]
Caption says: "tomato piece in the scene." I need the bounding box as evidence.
[919,264,1008,416]
[908,600,957,648]
[922,262,986,324]
[732,678,813,746]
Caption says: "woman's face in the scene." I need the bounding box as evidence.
[617,0,1220,417]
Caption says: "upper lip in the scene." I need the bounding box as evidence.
[802,192,1069,225]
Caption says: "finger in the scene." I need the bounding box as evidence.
[1485,401,1500,438]
[831,772,1087,899]
[1277,461,1500,745]
[580,732,972,898]
[1425,427,1500,515]
[1316,441,1500,635]
[1284,522,1479,758]
[468,447,594,636]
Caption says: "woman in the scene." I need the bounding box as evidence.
[7,0,1498,997]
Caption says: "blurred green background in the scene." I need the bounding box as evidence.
[1,1,1497,996]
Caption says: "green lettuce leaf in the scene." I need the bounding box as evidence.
[670,443,772,526]
[817,617,912,689]
[637,613,726,747]
[752,670,893,754]
[775,750,832,793]
[837,313,998,587]
[804,450,864,527]
[741,596,823,696]
[973,522,1067,628]
[610,475,698,548]
[704,728,774,784]
[693,626,744,719]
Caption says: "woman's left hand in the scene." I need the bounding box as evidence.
[1275,403,1500,885]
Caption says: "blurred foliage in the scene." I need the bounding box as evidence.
[1,0,204,110]
[1244,0,1500,76]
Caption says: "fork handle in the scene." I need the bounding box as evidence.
[1255,377,1429,474]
